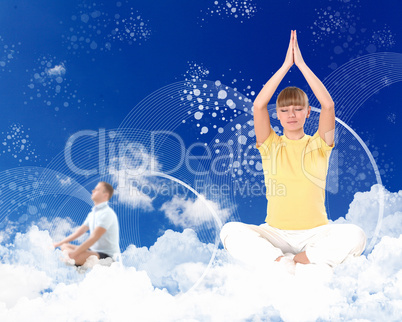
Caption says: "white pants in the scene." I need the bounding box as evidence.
[220,222,367,267]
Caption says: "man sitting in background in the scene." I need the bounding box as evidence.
[53,181,120,266]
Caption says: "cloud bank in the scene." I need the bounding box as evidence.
[0,184,401,321]
[344,184,402,240]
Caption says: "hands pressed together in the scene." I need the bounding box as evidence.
[283,30,305,69]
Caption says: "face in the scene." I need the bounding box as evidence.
[91,183,109,204]
[276,105,311,132]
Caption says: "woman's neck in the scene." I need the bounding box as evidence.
[283,129,305,140]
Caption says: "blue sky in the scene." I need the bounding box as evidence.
[1,1,402,320]
[0,0,401,250]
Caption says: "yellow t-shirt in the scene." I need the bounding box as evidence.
[257,129,335,230]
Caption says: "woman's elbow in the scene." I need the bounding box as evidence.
[321,101,334,110]
[253,101,266,110]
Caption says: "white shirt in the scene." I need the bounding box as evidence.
[83,201,120,257]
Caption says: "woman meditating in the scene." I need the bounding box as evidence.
[220,30,366,271]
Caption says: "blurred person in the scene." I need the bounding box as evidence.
[54,181,120,266]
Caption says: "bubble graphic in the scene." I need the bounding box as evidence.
[200,0,257,23]
[0,36,21,72]
[62,1,151,56]
[387,113,396,124]
[309,2,397,67]
[218,90,227,99]
[23,56,85,112]
[28,205,38,215]
[371,25,396,49]
[0,124,38,163]
[238,135,247,145]
[194,112,203,120]
[183,62,210,84]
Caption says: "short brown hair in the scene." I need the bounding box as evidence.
[100,181,114,200]
[276,87,309,108]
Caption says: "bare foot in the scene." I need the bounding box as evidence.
[275,256,284,262]
[293,251,310,264]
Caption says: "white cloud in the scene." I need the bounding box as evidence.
[0,185,402,321]
[109,151,162,212]
[160,195,232,229]
[334,184,402,250]
[328,234,402,320]
[1,225,85,296]
[0,219,18,244]
[0,264,51,308]
[114,182,155,211]
[35,216,87,244]
[46,64,66,76]
[4,233,401,321]
[122,228,218,294]
[59,177,72,186]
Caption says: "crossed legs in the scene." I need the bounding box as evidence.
[60,244,100,266]
[220,222,366,268]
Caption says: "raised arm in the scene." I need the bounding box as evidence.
[53,224,89,248]
[254,31,294,147]
[293,30,335,146]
